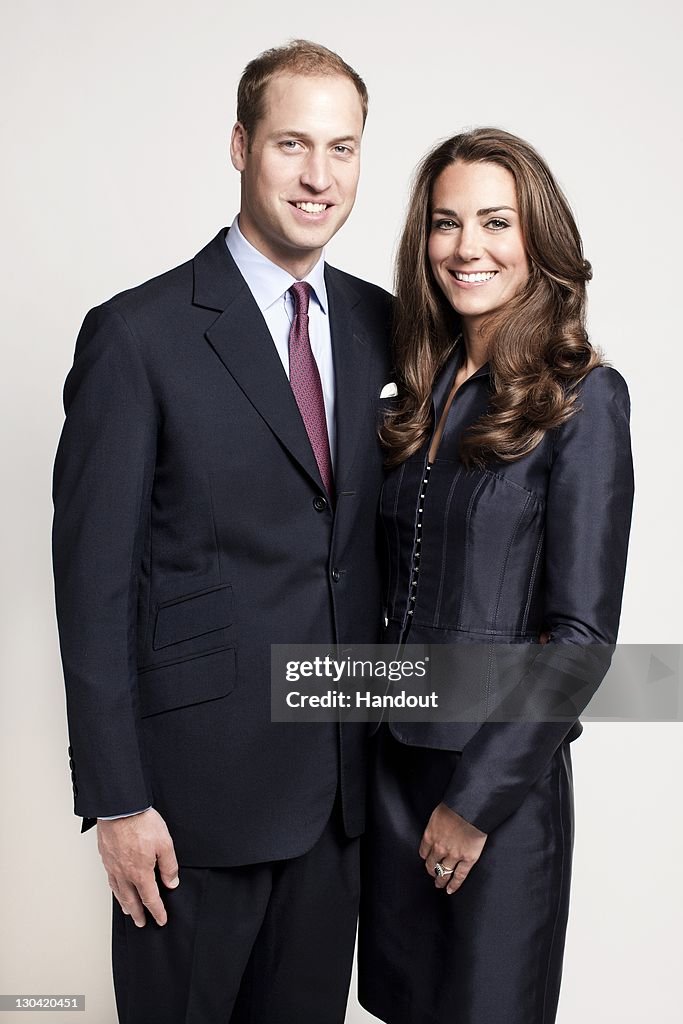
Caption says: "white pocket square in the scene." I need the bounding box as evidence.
[380,382,398,398]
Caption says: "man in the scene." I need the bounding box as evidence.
[52,40,391,1024]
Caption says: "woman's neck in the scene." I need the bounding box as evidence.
[460,322,489,375]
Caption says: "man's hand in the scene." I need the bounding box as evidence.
[97,808,179,927]
[419,802,487,895]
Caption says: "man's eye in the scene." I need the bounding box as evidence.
[280,140,301,151]
[334,145,352,155]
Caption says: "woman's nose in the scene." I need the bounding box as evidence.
[455,225,483,262]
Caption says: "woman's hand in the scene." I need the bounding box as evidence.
[419,803,487,894]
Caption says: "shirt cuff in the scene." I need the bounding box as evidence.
[97,806,152,820]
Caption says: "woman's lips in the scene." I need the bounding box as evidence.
[447,269,499,287]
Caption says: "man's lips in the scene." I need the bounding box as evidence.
[288,200,334,216]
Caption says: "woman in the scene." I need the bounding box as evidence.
[358,129,634,1024]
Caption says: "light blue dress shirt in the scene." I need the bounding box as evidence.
[225,215,336,465]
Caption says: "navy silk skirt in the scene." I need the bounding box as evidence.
[358,726,574,1024]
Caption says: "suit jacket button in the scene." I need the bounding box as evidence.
[331,568,341,583]
[313,495,328,512]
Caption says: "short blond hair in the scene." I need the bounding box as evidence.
[237,39,368,141]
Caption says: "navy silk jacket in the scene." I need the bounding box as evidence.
[380,343,634,833]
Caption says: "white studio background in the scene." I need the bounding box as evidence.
[1,1,681,1022]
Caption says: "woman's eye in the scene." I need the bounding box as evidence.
[433,219,458,231]
[486,218,509,230]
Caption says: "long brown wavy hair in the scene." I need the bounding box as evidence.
[381,128,602,468]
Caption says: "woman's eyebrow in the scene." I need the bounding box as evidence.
[477,205,516,216]
[431,206,517,217]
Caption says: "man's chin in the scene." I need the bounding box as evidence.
[285,224,340,252]
[284,204,351,244]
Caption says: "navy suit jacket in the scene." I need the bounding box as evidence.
[52,228,392,865]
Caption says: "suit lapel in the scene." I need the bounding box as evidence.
[325,266,375,494]
[193,229,326,493]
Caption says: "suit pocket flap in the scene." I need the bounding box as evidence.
[139,646,236,717]
[153,584,233,650]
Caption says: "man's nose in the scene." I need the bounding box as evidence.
[300,152,333,193]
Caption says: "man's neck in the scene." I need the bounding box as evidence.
[235,214,323,279]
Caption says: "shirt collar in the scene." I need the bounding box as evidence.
[432,337,489,420]
[452,336,490,380]
[225,215,328,315]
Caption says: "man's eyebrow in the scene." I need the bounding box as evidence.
[270,130,361,145]
[431,206,517,217]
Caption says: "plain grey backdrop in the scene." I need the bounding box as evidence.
[1,0,681,1021]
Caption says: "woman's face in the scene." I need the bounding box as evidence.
[427,160,530,335]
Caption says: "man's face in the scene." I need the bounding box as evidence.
[230,73,364,277]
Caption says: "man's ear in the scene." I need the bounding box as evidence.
[230,122,248,171]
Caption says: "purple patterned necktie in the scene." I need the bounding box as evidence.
[288,282,334,499]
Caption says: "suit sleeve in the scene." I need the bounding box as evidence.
[442,366,634,833]
[52,303,157,821]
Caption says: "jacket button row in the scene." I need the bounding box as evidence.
[313,495,328,512]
